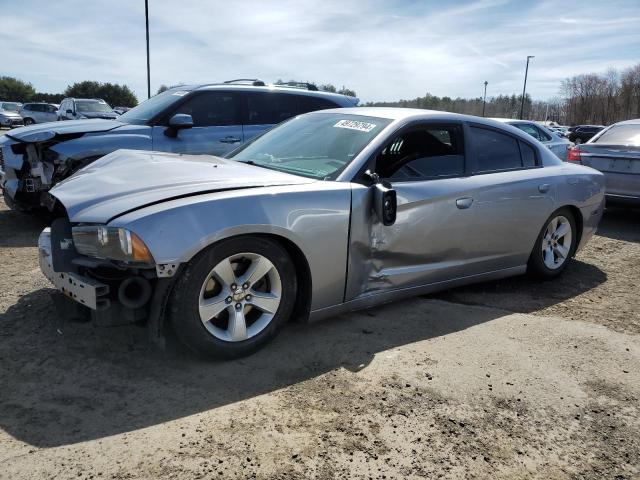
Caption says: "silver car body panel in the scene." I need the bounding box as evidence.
[44,108,605,322]
[579,119,640,202]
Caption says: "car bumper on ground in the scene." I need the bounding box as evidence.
[38,227,110,310]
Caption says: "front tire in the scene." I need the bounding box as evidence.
[168,236,297,359]
[23,118,35,126]
[527,208,577,279]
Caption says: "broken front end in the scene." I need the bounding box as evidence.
[38,217,179,341]
[0,133,87,210]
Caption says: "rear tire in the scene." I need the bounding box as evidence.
[527,208,577,279]
[168,236,297,359]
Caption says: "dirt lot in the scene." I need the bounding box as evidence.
[0,195,639,480]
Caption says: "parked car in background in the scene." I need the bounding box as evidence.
[0,102,24,129]
[492,119,571,160]
[0,80,359,210]
[568,118,640,204]
[19,102,59,125]
[568,125,604,144]
[57,98,119,121]
[37,108,604,358]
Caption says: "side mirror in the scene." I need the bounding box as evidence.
[373,180,397,226]
[165,114,194,137]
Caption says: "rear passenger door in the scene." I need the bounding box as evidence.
[241,92,301,143]
[464,124,556,269]
[241,93,340,144]
[151,91,243,156]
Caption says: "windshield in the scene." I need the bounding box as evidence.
[119,89,193,125]
[594,124,640,146]
[76,100,113,113]
[1,102,20,112]
[229,113,392,180]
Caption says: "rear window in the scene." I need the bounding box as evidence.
[593,124,640,146]
[471,127,522,171]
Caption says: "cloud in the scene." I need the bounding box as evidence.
[1,0,639,103]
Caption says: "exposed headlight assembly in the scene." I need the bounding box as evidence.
[72,226,154,264]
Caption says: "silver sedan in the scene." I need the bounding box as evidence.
[38,108,605,358]
[492,118,571,161]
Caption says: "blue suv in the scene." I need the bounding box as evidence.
[0,79,358,210]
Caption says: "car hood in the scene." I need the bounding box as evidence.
[6,119,124,142]
[51,149,315,223]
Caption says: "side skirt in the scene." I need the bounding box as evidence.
[307,265,526,323]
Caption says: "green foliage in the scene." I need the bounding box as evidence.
[0,76,36,102]
[64,81,138,107]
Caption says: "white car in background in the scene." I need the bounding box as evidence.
[492,119,571,161]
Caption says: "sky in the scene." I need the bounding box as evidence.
[2,0,639,103]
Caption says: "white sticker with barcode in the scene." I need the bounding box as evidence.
[333,120,377,132]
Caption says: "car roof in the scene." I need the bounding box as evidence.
[187,83,359,107]
[490,118,536,124]
[611,118,640,126]
[315,106,514,126]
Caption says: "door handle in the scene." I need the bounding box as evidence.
[219,136,241,144]
[538,183,550,193]
[455,197,473,209]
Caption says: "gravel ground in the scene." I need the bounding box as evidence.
[0,197,638,480]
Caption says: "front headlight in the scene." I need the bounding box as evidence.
[72,226,154,264]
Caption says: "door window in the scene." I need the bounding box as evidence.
[245,93,300,125]
[168,92,239,126]
[513,123,542,141]
[376,125,465,181]
[471,126,523,172]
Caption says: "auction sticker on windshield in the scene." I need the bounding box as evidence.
[334,119,377,132]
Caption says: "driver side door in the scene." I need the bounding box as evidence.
[151,91,244,156]
[346,121,479,299]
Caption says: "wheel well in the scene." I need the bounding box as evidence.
[254,234,312,323]
[184,233,313,324]
[557,205,583,256]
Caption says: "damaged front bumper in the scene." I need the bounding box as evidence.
[37,224,177,341]
[38,228,111,310]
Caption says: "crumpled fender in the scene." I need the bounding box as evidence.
[49,132,153,163]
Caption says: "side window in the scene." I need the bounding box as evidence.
[299,96,339,114]
[471,126,522,172]
[377,125,465,181]
[169,92,239,127]
[47,105,58,113]
[519,141,537,167]
[534,126,552,141]
[34,104,44,112]
[245,93,300,125]
[514,123,541,141]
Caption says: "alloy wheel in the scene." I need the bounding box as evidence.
[541,215,572,270]
[198,252,282,342]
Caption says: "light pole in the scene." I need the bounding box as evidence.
[519,55,534,119]
[145,0,151,99]
[482,81,488,117]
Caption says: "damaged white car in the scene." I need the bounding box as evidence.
[38,108,605,358]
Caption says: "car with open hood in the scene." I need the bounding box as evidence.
[0,80,358,211]
[38,108,605,359]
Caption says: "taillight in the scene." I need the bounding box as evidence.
[567,146,581,163]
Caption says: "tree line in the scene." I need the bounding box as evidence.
[0,77,138,107]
